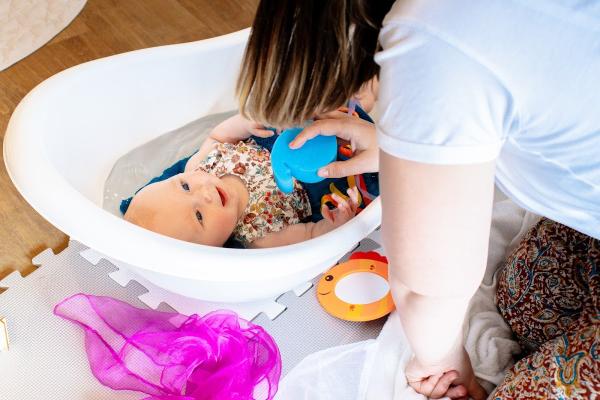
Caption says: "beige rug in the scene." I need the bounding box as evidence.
[0,0,87,71]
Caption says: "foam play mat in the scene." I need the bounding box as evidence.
[0,232,386,399]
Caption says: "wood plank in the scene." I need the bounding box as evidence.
[0,0,258,278]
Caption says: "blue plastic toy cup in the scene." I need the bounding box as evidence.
[271,126,337,193]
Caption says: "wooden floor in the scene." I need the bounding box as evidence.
[0,0,258,279]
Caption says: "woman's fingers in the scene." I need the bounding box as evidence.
[408,371,467,399]
[413,374,482,400]
[289,118,353,149]
[445,385,468,399]
[287,116,378,175]
[412,373,443,398]
[429,371,459,398]
[318,149,378,178]
[405,348,485,400]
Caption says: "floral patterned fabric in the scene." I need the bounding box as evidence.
[195,139,312,246]
[493,218,599,399]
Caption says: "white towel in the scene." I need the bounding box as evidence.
[277,194,540,400]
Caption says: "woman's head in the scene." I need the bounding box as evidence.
[124,170,247,246]
[237,0,393,128]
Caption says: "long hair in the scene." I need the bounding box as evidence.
[237,0,394,128]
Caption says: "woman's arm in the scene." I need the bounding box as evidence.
[380,151,493,399]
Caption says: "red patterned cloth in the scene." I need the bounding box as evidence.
[493,218,599,399]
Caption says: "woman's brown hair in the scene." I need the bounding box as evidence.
[237,0,394,128]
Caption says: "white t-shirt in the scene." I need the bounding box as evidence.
[375,0,600,239]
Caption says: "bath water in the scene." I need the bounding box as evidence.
[103,111,236,216]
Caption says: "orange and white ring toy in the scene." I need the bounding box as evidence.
[317,256,395,322]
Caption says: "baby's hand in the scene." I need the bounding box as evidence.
[211,114,275,143]
[245,117,277,139]
[321,187,360,227]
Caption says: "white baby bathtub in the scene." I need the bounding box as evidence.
[3,28,381,302]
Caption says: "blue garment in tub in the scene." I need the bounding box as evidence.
[119,157,191,215]
[120,106,378,223]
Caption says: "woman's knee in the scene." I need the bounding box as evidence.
[496,218,598,351]
[490,323,600,399]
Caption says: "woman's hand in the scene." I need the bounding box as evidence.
[289,110,378,178]
[405,346,487,400]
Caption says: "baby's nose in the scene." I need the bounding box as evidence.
[199,186,213,203]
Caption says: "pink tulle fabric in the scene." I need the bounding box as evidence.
[54,294,281,400]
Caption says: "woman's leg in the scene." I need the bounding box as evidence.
[493,218,599,398]
[491,324,599,399]
[496,218,599,353]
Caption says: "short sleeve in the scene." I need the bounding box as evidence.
[375,22,516,164]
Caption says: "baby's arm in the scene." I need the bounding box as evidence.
[186,114,274,172]
[250,189,360,248]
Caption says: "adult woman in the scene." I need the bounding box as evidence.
[237,1,600,398]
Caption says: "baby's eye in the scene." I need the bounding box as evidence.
[196,210,203,223]
[181,182,190,191]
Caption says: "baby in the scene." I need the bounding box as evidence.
[124,113,361,248]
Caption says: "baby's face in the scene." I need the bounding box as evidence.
[125,170,245,246]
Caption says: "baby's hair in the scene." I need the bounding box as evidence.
[224,236,245,249]
[237,0,394,128]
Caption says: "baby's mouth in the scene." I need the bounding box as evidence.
[216,186,227,207]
